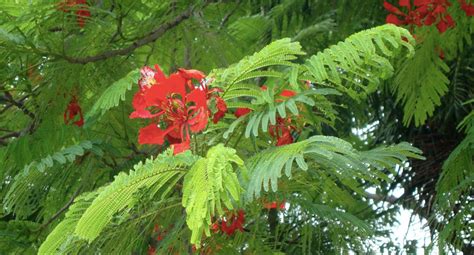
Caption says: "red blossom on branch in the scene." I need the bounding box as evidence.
[64,96,84,127]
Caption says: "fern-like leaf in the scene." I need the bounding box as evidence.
[211,38,305,90]
[3,140,103,219]
[245,136,423,200]
[392,33,450,126]
[305,24,415,100]
[38,190,100,255]
[86,69,140,119]
[73,150,196,242]
[182,144,244,247]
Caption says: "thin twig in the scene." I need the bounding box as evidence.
[37,187,83,231]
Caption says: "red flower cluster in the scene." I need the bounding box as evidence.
[234,85,298,146]
[384,0,455,33]
[64,96,84,127]
[460,0,474,16]
[130,65,226,154]
[58,0,91,28]
[211,210,245,236]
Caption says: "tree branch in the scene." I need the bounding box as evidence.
[37,187,83,231]
[3,91,35,119]
[364,191,399,204]
[60,5,197,64]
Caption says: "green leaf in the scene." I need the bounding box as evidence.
[182,144,244,248]
[86,69,140,119]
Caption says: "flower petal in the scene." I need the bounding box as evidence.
[177,68,205,81]
[280,89,296,98]
[153,64,166,83]
[129,92,156,119]
[212,97,227,124]
[138,124,173,145]
[186,87,207,109]
[139,66,157,90]
[171,140,190,155]
[386,14,404,25]
[189,108,208,133]
[234,108,251,118]
[399,0,410,8]
[384,1,404,15]
[276,129,294,146]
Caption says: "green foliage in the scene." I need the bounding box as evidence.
[305,24,415,100]
[433,109,474,250]
[211,38,305,90]
[0,220,40,254]
[245,136,423,200]
[224,88,340,139]
[1,1,472,253]
[3,140,103,219]
[298,202,373,235]
[86,69,140,119]
[392,33,450,126]
[182,144,244,247]
[38,190,100,255]
[73,150,195,242]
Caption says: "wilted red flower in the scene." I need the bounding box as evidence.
[130,65,208,154]
[220,210,245,236]
[64,96,84,127]
[58,0,90,28]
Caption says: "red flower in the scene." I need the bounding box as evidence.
[178,68,206,90]
[384,0,455,33]
[384,0,426,27]
[211,222,220,233]
[234,108,251,118]
[269,117,296,146]
[58,0,90,28]
[130,65,208,154]
[64,96,84,127]
[201,85,228,124]
[220,210,245,236]
[460,0,474,16]
[212,96,227,124]
[423,0,455,33]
